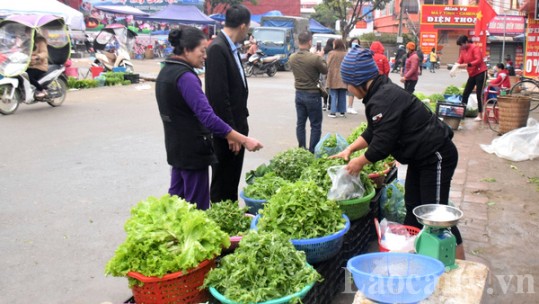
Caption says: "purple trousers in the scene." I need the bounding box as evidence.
[169,167,210,210]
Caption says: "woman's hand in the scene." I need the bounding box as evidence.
[346,157,365,176]
[228,139,242,155]
[330,148,352,161]
[242,137,263,152]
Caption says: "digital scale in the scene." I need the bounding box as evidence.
[413,204,463,270]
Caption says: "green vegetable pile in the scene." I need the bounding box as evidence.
[105,195,229,284]
[443,85,461,96]
[323,134,337,148]
[243,172,290,200]
[204,231,321,303]
[347,122,368,144]
[258,180,345,239]
[413,92,427,101]
[267,148,315,181]
[428,93,445,103]
[299,157,346,192]
[205,200,251,237]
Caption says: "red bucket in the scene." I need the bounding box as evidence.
[90,66,104,78]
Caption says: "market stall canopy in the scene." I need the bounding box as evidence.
[136,5,215,25]
[251,10,283,23]
[309,19,334,34]
[0,0,85,30]
[94,5,150,17]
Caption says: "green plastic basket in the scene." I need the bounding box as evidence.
[209,281,314,304]
[337,185,376,221]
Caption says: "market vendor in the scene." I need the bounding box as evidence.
[330,46,464,259]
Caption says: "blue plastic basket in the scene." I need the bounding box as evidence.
[209,281,314,304]
[239,190,267,215]
[251,214,350,264]
[347,252,444,303]
[112,66,127,73]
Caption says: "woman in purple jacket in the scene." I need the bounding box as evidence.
[155,27,263,209]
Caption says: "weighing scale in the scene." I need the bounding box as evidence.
[413,204,463,270]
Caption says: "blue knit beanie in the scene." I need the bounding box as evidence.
[341,45,379,87]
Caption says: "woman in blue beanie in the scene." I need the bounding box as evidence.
[331,46,465,260]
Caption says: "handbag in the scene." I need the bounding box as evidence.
[318,81,328,99]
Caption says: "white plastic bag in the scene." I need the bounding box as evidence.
[449,62,459,77]
[327,165,365,201]
[467,94,478,110]
[480,118,539,161]
[379,218,417,253]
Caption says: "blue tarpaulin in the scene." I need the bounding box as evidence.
[309,19,334,34]
[136,5,215,25]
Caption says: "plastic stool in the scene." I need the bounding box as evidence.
[483,101,499,122]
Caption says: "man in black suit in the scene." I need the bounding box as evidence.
[205,5,251,202]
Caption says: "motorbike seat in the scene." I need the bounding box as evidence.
[262,55,280,63]
[47,64,63,73]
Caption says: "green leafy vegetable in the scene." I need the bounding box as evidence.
[244,172,290,200]
[259,180,345,239]
[444,85,461,96]
[347,122,368,144]
[428,93,445,103]
[105,195,229,285]
[323,134,337,148]
[267,148,315,181]
[245,163,271,184]
[206,200,251,236]
[299,157,347,192]
[204,231,321,303]
[413,92,427,101]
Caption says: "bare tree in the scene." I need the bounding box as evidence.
[206,0,258,15]
[322,0,391,40]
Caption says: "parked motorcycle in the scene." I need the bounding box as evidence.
[92,24,136,72]
[244,50,280,77]
[0,14,69,115]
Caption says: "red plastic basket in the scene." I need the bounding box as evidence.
[127,259,215,304]
[378,224,420,252]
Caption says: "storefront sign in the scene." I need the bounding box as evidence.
[488,16,525,36]
[420,32,438,54]
[421,5,479,28]
[524,15,539,77]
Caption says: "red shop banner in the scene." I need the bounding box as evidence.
[488,16,525,36]
[524,14,539,77]
[421,5,479,29]
[420,32,438,54]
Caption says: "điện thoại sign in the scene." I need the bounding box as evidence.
[421,5,479,29]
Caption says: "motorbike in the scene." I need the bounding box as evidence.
[92,24,136,73]
[244,50,280,77]
[0,14,69,115]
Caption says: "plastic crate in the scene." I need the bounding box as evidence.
[302,251,345,304]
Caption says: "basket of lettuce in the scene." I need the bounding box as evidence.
[205,231,321,304]
[105,195,230,304]
[206,200,253,252]
[241,173,290,214]
[252,180,350,264]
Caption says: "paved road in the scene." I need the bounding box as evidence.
[1,58,538,303]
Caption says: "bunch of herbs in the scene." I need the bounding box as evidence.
[243,172,290,200]
[206,200,251,237]
[267,148,315,181]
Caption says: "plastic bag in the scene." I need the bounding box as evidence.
[315,133,349,158]
[449,62,459,77]
[445,95,462,103]
[379,218,417,253]
[327,165,365,201]
[480,118,539,161]
[467,94,478,110]
[380,180,406,223]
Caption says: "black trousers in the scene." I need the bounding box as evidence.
[403,140,463,244]
[210,137,245,203]
[462,71,486,113]
[404,80,418,94]
[27,68,46,91]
